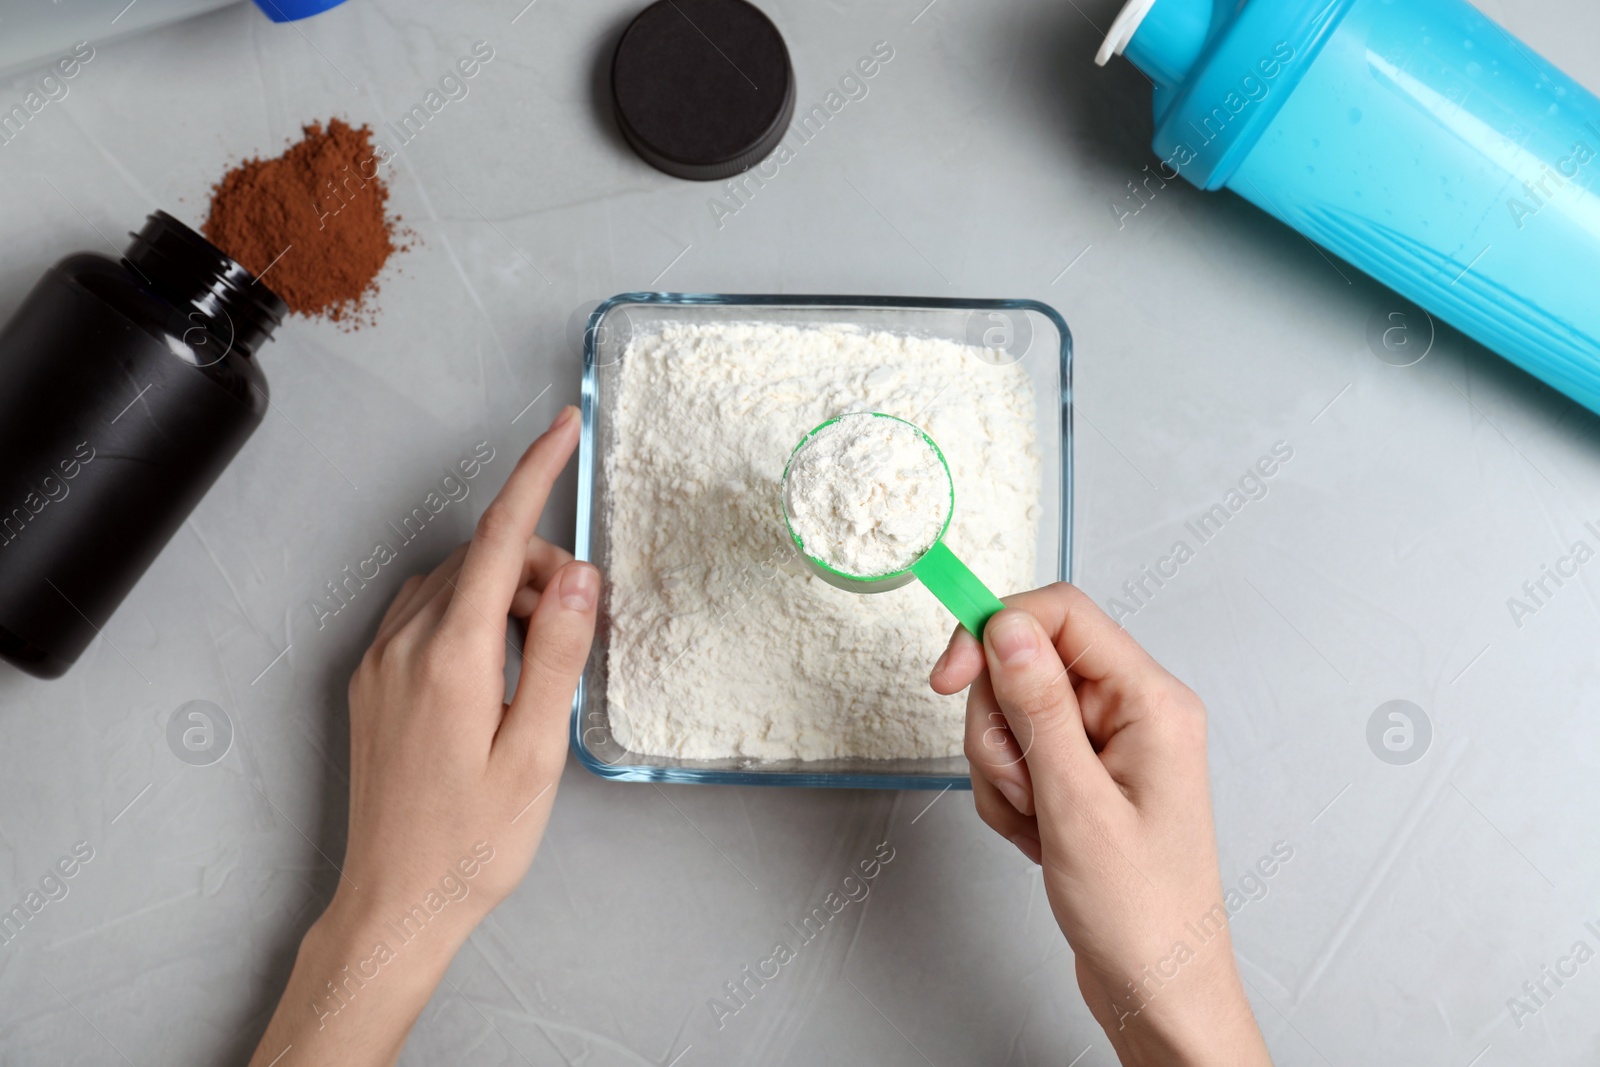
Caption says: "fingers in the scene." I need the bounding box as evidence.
[509,536,576,618]
[379,533,572,647]
[376,575,426,639]
[963,671,1036,817]
[494,560,600,779]
[446,407,581,639]
[982,608,1116,818]
[937,583,1180,751]
[930,623,984,694]
[996,583,1165,689]
[972,772,1041,864]
[936,583,1160,694]
[378,545,469,645]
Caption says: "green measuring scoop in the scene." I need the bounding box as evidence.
[780,412,1006,638]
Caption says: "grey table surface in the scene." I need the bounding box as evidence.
[2,0,1599,1063]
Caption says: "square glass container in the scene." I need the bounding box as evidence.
[571,293,1073,789]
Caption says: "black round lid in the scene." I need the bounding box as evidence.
[611,0,795,181]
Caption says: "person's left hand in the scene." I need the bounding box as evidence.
[334,403,597,937]
[249,405,598,1067]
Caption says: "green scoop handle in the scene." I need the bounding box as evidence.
[910,540,1006,639]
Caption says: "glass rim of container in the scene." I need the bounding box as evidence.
[570,291,1074,790]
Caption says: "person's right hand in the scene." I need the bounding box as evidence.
[930,584,1272,1067]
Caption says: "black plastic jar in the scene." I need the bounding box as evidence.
[0,211,285,678]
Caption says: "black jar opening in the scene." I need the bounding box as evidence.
[122,211,287,359]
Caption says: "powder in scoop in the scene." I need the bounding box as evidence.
[202,119,401,326]
[784,413,951,577]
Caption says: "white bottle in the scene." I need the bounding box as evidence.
[0,0,238,79]
[0,0,348,80]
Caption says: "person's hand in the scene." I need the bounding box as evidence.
[337,404,594,936]
[249,406,598,1067]
[930,584,1271,1067]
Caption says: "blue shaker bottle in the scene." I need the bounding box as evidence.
[1097,0,1600,412]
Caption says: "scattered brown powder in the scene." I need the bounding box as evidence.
[203,118,403,326]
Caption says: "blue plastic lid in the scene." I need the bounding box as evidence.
[252,0,348,22]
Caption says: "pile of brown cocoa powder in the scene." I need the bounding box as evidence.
[203,119,404,327]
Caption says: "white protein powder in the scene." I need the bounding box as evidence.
[603,321,1040,762]
[784,414,951,577]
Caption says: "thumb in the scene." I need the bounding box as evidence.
[982,609,1109,814]
[497,560,600,780]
